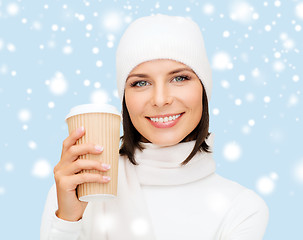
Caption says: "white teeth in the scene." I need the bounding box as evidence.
[150,114,181,123]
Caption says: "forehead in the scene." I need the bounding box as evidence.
[130,59,191,74]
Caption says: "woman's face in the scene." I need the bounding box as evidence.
[124,59,203,147]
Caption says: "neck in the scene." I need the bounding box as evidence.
[133,134,216,186]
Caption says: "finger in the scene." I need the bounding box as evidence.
[62,127,85,154]
[64,143,104,162]
[68,159,111,175]
[68,172,111,190]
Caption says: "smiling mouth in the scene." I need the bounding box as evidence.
[147,113,183,123]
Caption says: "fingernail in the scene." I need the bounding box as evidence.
[77,126,85,134]
[103,176,111,181]
[95,145,103,152]
[102,163,111,170]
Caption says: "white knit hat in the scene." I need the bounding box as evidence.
[116,14,212,101]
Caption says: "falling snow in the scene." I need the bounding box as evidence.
[256,176,275,195]
[229,2,254,23]
[18,109,31,122]
[1,1,302,239]
[47,72,68,95]
[212,52,233,70]
[32,159,52,178]
[6,3,20,16]
[223,142,242,162]
[293,160,303,184]
[90,89,109,104]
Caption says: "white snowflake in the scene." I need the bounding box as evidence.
[48,72,68,95]
[5,163,14,172]
[62,45,73,54]
[223,142,242,162]
[102,12,122,32]
[256,176,275,195]
[90,89,109,104]
[6,3,19,16]
[28,141,37,150]
[32,159,52,178]
[229,1,254,23]
[295,2,303,19]
[212,52,233,70]
[18,109,31,122]
[0,187,5,195]
[203,3,215,15]
[7,43,16,52]
[92,47,99,54]
[86,24,93,31]
[293,160,303,184]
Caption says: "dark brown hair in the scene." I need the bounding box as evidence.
[119,87,211,166]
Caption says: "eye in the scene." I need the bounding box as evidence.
[172,75,191,82]
[130,80,150,87]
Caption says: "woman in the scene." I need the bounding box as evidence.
[41,14,269,240]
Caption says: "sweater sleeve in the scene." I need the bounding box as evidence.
[40,184,83,240]
[216,189,269,240]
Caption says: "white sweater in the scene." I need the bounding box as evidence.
[40,138,269,240]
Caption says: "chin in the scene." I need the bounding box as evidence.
[145,135,184,147]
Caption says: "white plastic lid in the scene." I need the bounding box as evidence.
[65,103,121,121]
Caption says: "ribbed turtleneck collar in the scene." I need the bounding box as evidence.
[133,134,216,186]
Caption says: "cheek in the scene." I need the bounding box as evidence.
[182,85,203,114]
[125,91,145,121]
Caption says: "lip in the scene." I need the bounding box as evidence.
[146,112,184,128]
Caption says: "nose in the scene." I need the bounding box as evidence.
[150,83,173,107]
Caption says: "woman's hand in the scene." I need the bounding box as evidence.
[54,126,111,222]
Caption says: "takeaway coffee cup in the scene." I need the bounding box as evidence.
[65,104,121,202]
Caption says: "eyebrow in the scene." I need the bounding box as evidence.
[126,67,195,82]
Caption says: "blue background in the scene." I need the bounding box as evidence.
[0,0,302,239]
